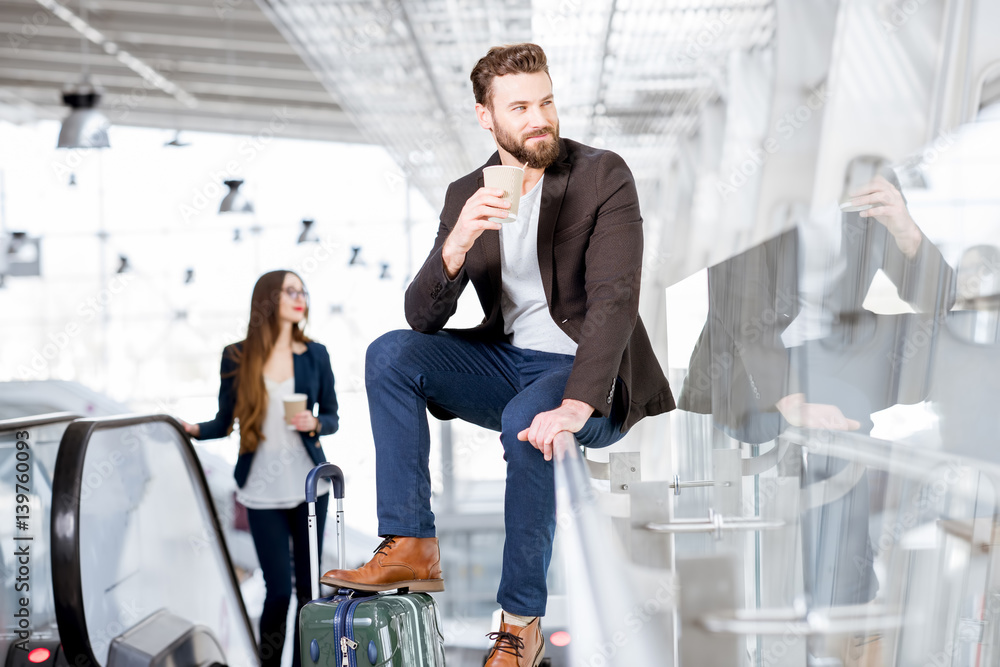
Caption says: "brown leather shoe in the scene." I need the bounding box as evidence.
[320,536,444,592]
[484,613,544,667]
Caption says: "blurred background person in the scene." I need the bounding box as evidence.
[181,269,339,667]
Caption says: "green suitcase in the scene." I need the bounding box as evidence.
[299,464,447,667]
[300,591,446,666]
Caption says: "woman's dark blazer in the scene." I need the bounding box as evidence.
[195,340,339,488]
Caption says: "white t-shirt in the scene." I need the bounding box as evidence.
[499,174,578,356]
[781,202,844,347]
[236,375,328,510]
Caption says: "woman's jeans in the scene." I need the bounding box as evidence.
[366,330,627,617]
[247,493,328,667]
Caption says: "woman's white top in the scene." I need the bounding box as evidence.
[236,375,329,510]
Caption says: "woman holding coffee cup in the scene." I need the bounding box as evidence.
[181,269,338,667]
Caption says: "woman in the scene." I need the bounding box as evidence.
[183,269,338,667]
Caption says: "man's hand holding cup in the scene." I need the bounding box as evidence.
[442,187,509,278]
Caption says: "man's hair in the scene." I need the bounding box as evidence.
[470,43,550,110]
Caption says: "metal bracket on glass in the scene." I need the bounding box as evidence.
[741,441,793,477]
[644,508,784,540]
[700,604,902,635]
[957,617,986,644]
[584,457,611,480]
[584,452,641,485]
[669,474,725,496]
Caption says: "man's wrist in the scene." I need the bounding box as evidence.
[441,244,466,280]
[894,224,923,259]
[561,398,594,417]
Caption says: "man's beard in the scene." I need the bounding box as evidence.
[493,119,560,170]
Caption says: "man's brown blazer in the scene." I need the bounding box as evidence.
[404,138,674,431]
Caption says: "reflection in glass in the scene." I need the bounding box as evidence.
[76,421,256,666]
[0,421,68,645]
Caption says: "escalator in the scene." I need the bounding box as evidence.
[0,413,76,666]
[1,413,258,667]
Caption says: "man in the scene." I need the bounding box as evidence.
[322,43,674,667]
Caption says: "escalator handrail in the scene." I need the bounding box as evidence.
[0,412,81,431]
[782,425,1000,486]
[51,413,258,667]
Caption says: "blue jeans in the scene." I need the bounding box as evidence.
[247,493,328,667]
[366,330,627,617]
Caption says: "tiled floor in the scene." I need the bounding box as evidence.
[446,646,488,666]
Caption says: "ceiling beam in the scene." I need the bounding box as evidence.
[0,21,297,55]
[0,48,322,83]
[0,68,339,105]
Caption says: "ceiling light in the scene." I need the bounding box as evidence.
[57,88,110,149]
[348,246,364,266]
[297,219,318,244]
[4,232,41,277]
[219,179,253,214]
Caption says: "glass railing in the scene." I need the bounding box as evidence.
[553,410,1000,667]
[552,433,674,666]
[615,405,1000,667]
[52,414,258,667]
[0,413,80,661]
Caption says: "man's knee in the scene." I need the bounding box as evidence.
[501,406,545,464]
[500,403,534,445]
[366,329,419,378]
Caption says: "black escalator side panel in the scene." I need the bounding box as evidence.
[50,419,100,667]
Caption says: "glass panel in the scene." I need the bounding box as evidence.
[0,419,71,650]
[553,438,669,666]
[75,420,256,666]
[653,99,1000,662]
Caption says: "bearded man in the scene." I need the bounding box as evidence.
[322,43,674,667]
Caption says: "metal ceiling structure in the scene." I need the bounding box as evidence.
[1,0,776,213]
[0,0,361,141]
[257,0,776,206]
[255,0,535,202]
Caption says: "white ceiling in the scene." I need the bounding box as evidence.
[0,0,362,141]
[1,0,776,210]
[259,0,775,204]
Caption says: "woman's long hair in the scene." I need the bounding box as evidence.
[227,270,310,453]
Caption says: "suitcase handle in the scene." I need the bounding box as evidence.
[306,463,346,600]
[305,462,345,502]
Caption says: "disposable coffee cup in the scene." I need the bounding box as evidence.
[483,165,525,223]
[839,200,874,213]
[283,393,307,430]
